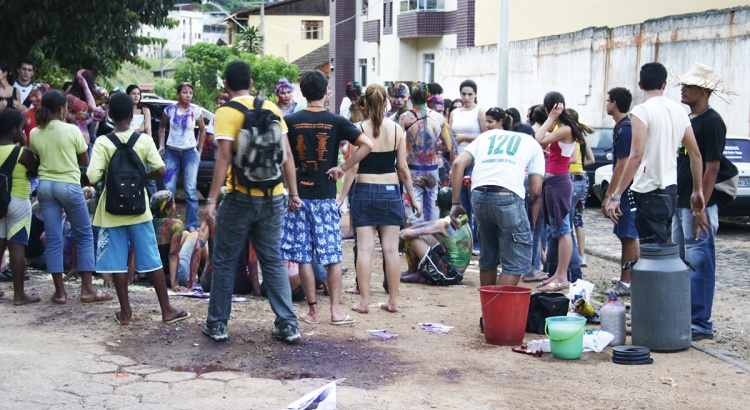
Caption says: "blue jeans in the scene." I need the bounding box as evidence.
[571,175,588,228]
[206,192,297,329]
[472,190,532,275]
[544,211,582,283]
[461,164,479,251]
[164,148,199,230]
[532,208,547,272]
[672,205,718,335]
[36,180,96,273]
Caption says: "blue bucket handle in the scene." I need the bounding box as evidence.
[544,318,585,342]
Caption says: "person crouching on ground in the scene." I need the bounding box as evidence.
[400,187,472,285]
[87,92,189,325]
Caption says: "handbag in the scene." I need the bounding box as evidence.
[526,293,570,334]
[714,155,738,209]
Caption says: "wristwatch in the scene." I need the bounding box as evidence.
[205,198,218,204]
[610,194,621,202]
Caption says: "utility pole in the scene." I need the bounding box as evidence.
[497,0,509,108]
[260,0,265,56]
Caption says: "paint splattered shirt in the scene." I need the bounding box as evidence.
[164,103,202,149]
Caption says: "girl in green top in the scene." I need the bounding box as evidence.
[29,90,113,305]
[0,109,40,305]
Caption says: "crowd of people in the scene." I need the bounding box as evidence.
[0,57,727,344]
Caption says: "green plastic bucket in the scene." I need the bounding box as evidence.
[545,316,586,360]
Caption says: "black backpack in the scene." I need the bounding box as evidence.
[0,146,21,218]
[224,98,285,195]
[525,293,570,334]
[104,132,147,215]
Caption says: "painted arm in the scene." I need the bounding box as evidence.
[396,126,421,218]
[449,151,473,227]
[196,113,206,155]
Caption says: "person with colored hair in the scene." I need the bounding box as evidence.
[0,108,40,305]
[387,83,410,121]
[399,81,455,223]
[157,82,206,231]
[150,190,186,286]
[275,78,297,117]
[30,89,113,304]
[399,187,472,285]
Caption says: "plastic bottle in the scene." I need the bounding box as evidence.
[456,214,469,228]
[600,293,626,346]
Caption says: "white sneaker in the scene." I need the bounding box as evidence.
[580,255,587,267]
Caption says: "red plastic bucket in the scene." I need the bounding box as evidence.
[479,285,532,345]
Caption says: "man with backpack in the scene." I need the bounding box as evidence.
[281,70,372,326]
[202,60,303,344]
[601,87,639,297]
[87,92,190,326]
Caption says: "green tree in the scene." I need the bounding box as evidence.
[241,54,300,98]
[0,0,179,77]
[236,26,263,55]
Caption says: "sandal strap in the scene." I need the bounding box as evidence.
[308,301,317,306]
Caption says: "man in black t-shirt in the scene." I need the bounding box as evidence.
[674,64,732,341]
[281,70,373,326]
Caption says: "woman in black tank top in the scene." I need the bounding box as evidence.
[340,84,420,314]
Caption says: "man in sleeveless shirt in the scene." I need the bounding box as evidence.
[399,82,456,223]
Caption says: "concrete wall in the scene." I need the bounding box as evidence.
[244,15,330,62]
[440,7,750,137]
[474,0,750,44]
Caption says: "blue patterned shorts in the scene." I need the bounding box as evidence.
[281,198,342,265]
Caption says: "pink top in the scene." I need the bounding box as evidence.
[546,141,572,175]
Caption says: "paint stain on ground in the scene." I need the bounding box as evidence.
[107,322,413,389]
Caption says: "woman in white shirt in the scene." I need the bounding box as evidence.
[126,84,151,136]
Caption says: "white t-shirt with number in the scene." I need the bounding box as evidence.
[464,129,545,198]
[629,95,691,193]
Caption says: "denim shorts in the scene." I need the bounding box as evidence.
[472,189,532,275]
[351,183,404,227]
[548,211,572,238]
[0,198,31,245]
[96,221,162,273]
[281,198,342,265]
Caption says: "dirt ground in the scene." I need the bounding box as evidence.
[1,207,749,409]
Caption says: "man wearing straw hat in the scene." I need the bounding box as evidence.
[674,63,733,341]
[605,62,707,244]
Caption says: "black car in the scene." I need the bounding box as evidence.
[140,99,216,198]
[583,127,614,201]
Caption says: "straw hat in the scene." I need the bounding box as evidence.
[676,63,738,102]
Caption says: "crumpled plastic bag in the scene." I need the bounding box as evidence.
[567,279,595,301]
[287,378,345,410]
[526,339,551,353]
[582,330,614,353]
[368,329,398,339]
[419,323,454,334]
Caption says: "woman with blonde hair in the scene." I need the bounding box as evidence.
[341,84,419,313]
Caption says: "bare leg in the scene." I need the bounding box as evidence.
[9,242,40,305]
[51,273,67,304]
[380,225,401,312]
[496,273,521,286]
[575,227,586,258]
[146,268,187,322]
[541,233,572,287]
[113,273,132,324]
[352,226,375,313]
[480,268,498,287]
[298,263,319,322]
[620,237,640,283]
[326,262,348,322]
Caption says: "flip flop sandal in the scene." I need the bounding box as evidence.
[330,315,356,326]
[379,303,398,313]
[115,312,131,326]
[522,272,548,283]
[163,311,191,324]
[538,281,570,293]
[81,289,115,303]
[299,314,320,324]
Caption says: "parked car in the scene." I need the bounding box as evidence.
[583,127,614,200]
[140,99,216,198]
[141,93,163,100]
[592,135,750,216]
